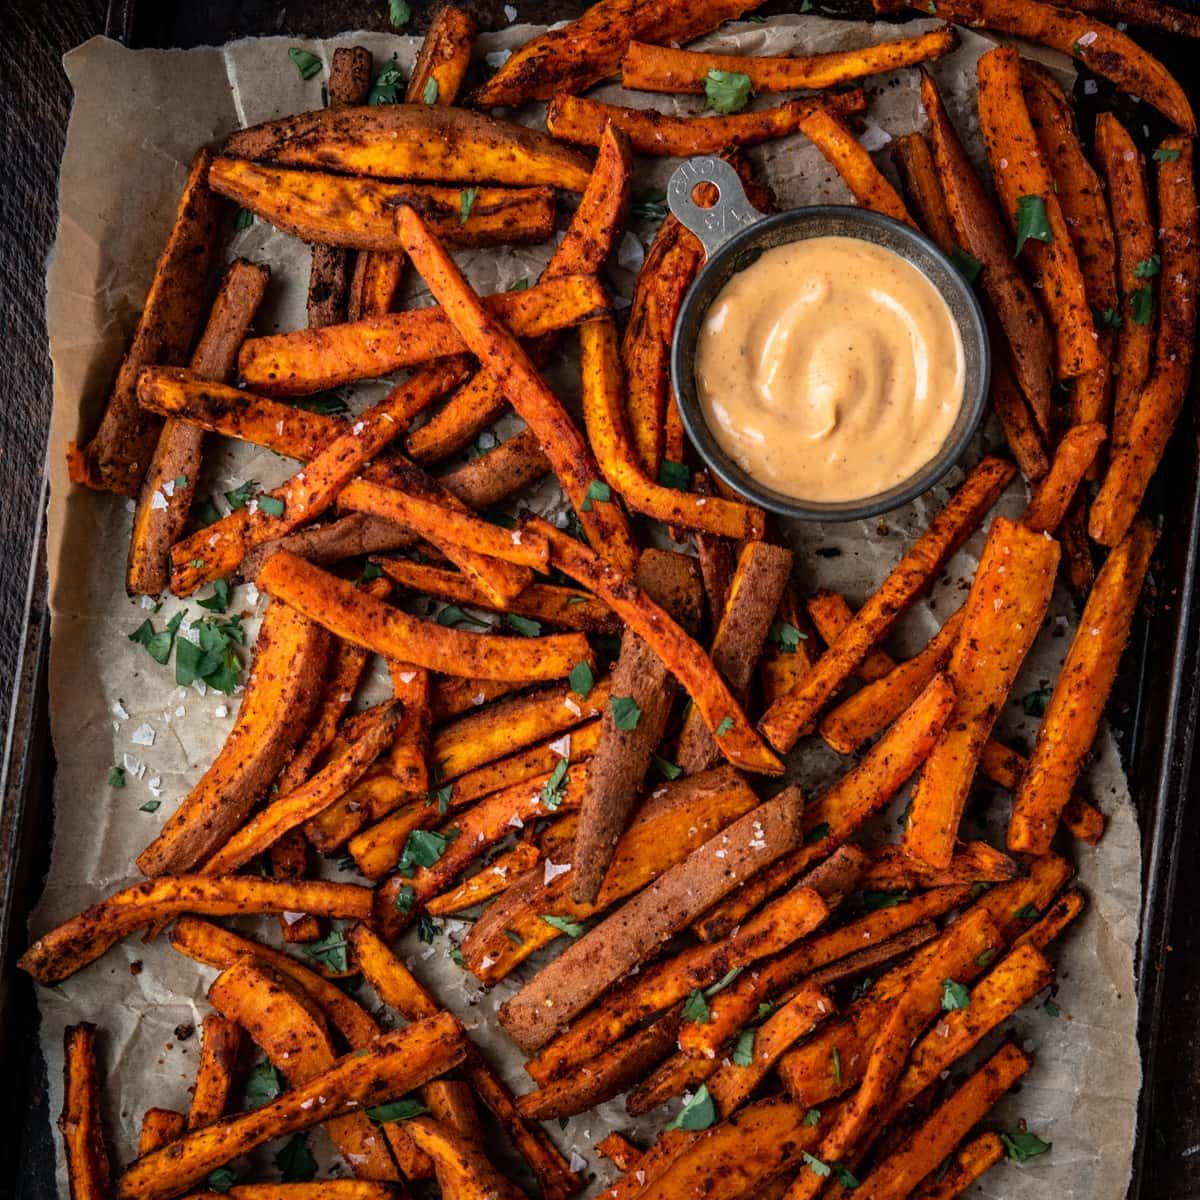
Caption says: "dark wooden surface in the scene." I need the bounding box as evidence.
[3,1,1200,1195]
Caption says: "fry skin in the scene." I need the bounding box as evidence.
[437,426,551,510]
[989,337,1051,479]
[425,841,542,916]
[910,1132,1005,1198]
[189,1016,243,1130]
[60,1024,112,1200]
[892,133,955,252]
[806,589,897,684]
[408,7,476,105]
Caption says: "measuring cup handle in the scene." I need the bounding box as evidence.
[666,157,766,259]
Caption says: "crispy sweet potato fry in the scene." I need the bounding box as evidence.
[860,840,1018,890]
[1010,517,1157,854]
[60,1024,112,1200]
[189,1016,243,1130]
[347,249,405,320]
[1091,136,1198,546]
[625,1050,722,1117]
[1013,888,1087,951]
[226,103,594,189]
[344,798,445,880]
[1022,422,1107,533]
[910,1132,1004,1199]
[529,516,784,774]
[806,590,897,684]
[621,28,957,93]
[903,516,1059,868]
[582,317,767,538]
[215,1188,399,1200]
[499,788,806,1052]
[921,72,1053,427]
[892,133,955,253]
[67,150,223,496]
[256,552,591,682]
[405,1118,524,1200]
[547,91,866,156]
[572,549,702,903]
[977,47,1100,379]
[760,581,817,709]
[437,426,551,509]
[596,1133,643,1172]
[971,852,1073,941]
[129,258,270,594]
[1052,0,1200,35]
[388,662,431,796]
[677,541,794,774]
[117,1017,466,1200]
[137,600,328,875]
[19,877,372,985]
[239,274,607,396]
[989,340,1051,480]
[759,456,1013,751]
[138,1110,185,1156]
[426,841,542,916]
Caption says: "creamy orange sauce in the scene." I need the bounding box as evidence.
[695,236,965,503]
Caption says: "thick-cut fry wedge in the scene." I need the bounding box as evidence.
[208,958,400,1181]
[582,317,766,538]
[547,91,866,156]
[861,841,1018,890]
[1094,114,1157,448]
[971,852,1073,941]
[677,541,794,774]
[892,133,955,253]
[137,601,328,875]
[855,1044,1030,1199]
[527,886,829,1085]
[625,1051,720,1117]
[388,662,431,795]
[19,876,372,985]
[240,275,607,396]
[465,766,759,981]
[200,702,401,874]
[426,841,542,916]
[529,517,784,774]
[798,107,915,226]
[1092,137,1198,546]
[1010,517,1157,853]
[117,1017,466,1200]
[397,207,639,576]
[404,1118,524,1200]
[1022,422,1107,533]
[621,28,957,94]
[348,249,405,320]
[883,0,1194,130]
[759,456,1013,751]
[572,549,702,904]
[760,581,817,709]
[976,47,1100,379]
[499,789,806,1051]
[437,426,551,510]
[60,1024,112,1200]
[343,797,443,879]
[903,517,1059,868]
[212,158,556,254]
[189,1015,243,1130]
[702,674,957,941]
[806,590,897,683]
[67,150,223,496]
[226,103,594,189]
[257,552,591,682]
[990,340,1051,480]
[910,1132,1005,1199]
[139,1109,185,1155]
[129,258,270,594]
[379,558,618,634]
[921,72,1053,427]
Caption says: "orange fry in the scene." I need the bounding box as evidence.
[60,1024,112,1200]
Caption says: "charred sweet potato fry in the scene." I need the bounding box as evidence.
[861,840,1018,890]
[892,133,955,252]
[806,590,897,683]
[759,456,1012,751]
[128,258,269,595]
[137,600,328,875]
[408,6,475,106]
[988,340,1051,480]
[237,514,413,580]
[547,91,866,156]
[226,103,594,189]
[1092,137,1198,546]
[138,1109,185,1156]
[911,1132,1004,1199]
[437,426,551,509]
[1022,422,1107,533]
[188,1015,243,1130]
[67,150,223,496]
[759,581,816,709]
[387,662,431,797]
[60,1024,112,1200]
[425,841,542,916]
[405,1118,525,1199]
[1010,517,1157,853]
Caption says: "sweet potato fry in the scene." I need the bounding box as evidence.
[404,1118,524,1200]
[676,541,794,773]
[1091,136,1198,547]
[760,581,816,709]
[138,1110,185,1155]
[976,47,1100,379]
[189,1016,243,1130]
[129,258,270,594]
[806,923,940,990]
[67,150,223,496]
[903,516,1059,868]
[920,71,1053,428]
[759,456,1013,751]
[806,590,897,684]
[499,788,806,1052]
[117,1017,466,1200]
[572,548,703,903]
[910,1132,1004,1198]
[137,600,328,875]
[1013,887,1087,951]
[1010,516,1158,854]
[625,1051,721,1117]
[343,799,444,880]
[256,552,591,682]
[437,426,551,509]
[892,133,955,253]
[989,339,1051,480]
[529,516,784,775]
[860,841,1018,890]
[425,842,542,916]
[216,1189,399,1200]
[60,1024,112,1200]
[1022,422,1107,533]
[547,91,866,156]
[582,317,767,538]
[226,103,594,189]
[347,249,405,320]
[621,28,957,94]
[208,958,400,1181]
[19,876,372,985]
[798,106,915,226]
[971,852,1073,942]
[596,1133,643,1172]
[387,662,431,797]
[239,274,607,396]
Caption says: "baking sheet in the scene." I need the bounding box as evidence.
[38,17,1139,1196]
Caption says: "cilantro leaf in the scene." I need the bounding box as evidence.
[652,753,683,781]
[850,975,875,1001]
[436,605,489,629]
[541,758,570,810]
[941,978,971,1011]
[399,828,460,877]
[1131,285,1153,325]
[368,1097,429,1122]
[733,1028,755,1067]
[632,188,668,222]
[448,944,465,967]
[1153,146,1182,162]
[431,783,454,814]
[460,187,479,224]
[196,579,230,613]
[1044,998,1062,1017]
[234,208,254,233]
[1002,1130,1052,1163]
[361,561,383,583]
[504,929,524,945]
[1095,307,1123,330]
[206,1168,239,1193]
[415,911,439,943]
[139,799,161,813]
[832,1045,843,1085]
[1134,253,1161,278]
[705,967,742,996]
[1022,687,1052,717]
[976,947,997,967]
[950,245,983,284]
[303,930,349,973]
[291,393,348,415]
[195,498,223,527]
[715,715,734,737]
[665,1085,717,1132]
[833,1163,860,1188]
[394,884,415,913]
[423,77,440,104]
[704,69,754,115]
[107,766,126,788]
[1014,195,1053,255]
[682,988,712,1024]
[389,0,412,27]
[129,618,175,665]
[245,1061,281,1109]
[288,48,322,80]
[580,480,611,512]
[504,613,542,637]
[803,1107,822,1126]
[541,914,586,938]
[805,822,831,845]
[257,495,285,518]
[658,459,690,491]
[769,620,805,653]
[610,695,642,731]
[802,1151,832,1178]
[368,61,405,106]
[863,889,909,910]
[274,1134,317,1182]
[1017,902,1042,921]
[569,659,595,698]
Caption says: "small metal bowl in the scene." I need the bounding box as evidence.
[667,157,991,523]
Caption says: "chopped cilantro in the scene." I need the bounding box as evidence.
[659,459,690,491]
[431,783,454,815]
[976,947,997,967]
[1153,147,1182,162]
[541,757,570,810]
[303,930,349,973]
[291,393,348,415]
[652,753,683,781]
[803,1107,822,1126]
[129,615,179,665]
[197,578,230,613]
[1095,308,1123,330]
[448,944,465,967]
[423,77,439,104]
[368,62,404,105]
[394,884,415,913]
[704,69,755,115]
[245,1061,281,1109]
[569,659,595,698]
[436,604,489,629]
[398,827,460,877]
[540,914,586,938]
[389,0,412,27]
[415,912,439,943]
[850,975,875,1001]
[107,766,126,788]
[1044,998,1062,1017]
[460,187,479,224]
[665,1085,717,1132]
[368,1097,429,1122]
[769,620,805,653]
[580,480,611,512]
[139,799,161,813]
[941,978,971,1011]
[732,1028,755,1067]
[1014,195,1053,255]
[631,188,668,222]
[1134,253,1161,278]
[832,1045,842,1085]
[805,822,831,845]
[1022,687,1053,717]
[950,245,983,284]
[503,929,525,945]
[833,1163,860,1188]
[610,695,642,730]
[274,1133,317,1182]
[257,495,285,518]
[234,208,255,232]
[504,613,542,637]
[682,988,712,1024]
[715,715,734,737]
[802,1151,831,1178]
[361,561,383,583]
[1131,285,1154,325]
[1001,1130,1052,1163]
[863,889,909,910]
[206,1168,239,1193]
[1017,902,1042,921]
[288,48,322,80]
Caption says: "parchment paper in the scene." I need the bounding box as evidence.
[40,18,1140,1197]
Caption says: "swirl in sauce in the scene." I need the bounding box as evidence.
[695,236,965,503]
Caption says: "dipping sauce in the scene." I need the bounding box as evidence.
[695,236,965,504]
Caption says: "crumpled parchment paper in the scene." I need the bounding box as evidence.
[39,18,1139,1197]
